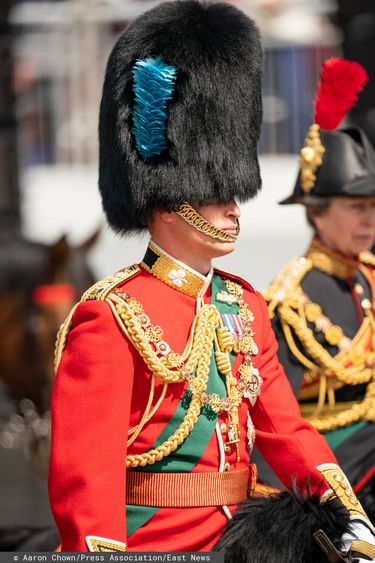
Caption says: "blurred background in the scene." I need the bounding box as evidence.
[1,0,375,551]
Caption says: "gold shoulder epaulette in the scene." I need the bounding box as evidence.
[263,256,312,317]
[81,264,140,302]
[54,264,140,372]
[360,250,375,268]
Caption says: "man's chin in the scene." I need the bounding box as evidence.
[209,241,237,258]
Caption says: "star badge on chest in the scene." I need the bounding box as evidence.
[216,290,238,306]
[243,368,263,407]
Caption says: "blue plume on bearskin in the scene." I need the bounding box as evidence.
[214,490,351,563]
[132,58,177,160]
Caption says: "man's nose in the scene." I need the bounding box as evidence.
[225,200,241,219]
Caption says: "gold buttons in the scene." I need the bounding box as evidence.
[361,298,372,310]
[354,283,364,295]
[224,463,230,472]
[220,423,228,435]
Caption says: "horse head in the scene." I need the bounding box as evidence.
[0,231,99,413]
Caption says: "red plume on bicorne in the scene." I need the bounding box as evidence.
[314,57,368,131]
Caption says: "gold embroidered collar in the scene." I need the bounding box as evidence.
[306,238,359,281]
[141,240,213,298]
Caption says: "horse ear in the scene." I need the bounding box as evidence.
[50,235,70,263]
[79,226,102,253]
[47,235,71,281]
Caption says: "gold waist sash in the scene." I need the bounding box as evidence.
[126,466,257,507]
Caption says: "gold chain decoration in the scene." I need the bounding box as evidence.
[107,292,220,467]
[305,379,375,432]
[104,280,258,466]
[265,252,374,385]
[300,124,325,193]
[222,279,261,459]
[264,250,375,432]
[279,305,373,386]
[55,270,259,467]
[298,293,363,352]
[264,256,313,318]
[176,202,239,243]
[108,290,216,384]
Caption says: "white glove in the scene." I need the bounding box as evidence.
[341,519,375,562]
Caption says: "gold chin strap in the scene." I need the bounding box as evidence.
[176,202,240,243]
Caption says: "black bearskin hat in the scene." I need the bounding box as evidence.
[99,0,263,234]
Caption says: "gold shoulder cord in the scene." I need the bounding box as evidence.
[360,250,375,268]
[264,256,312,318]
[55,267,258,468]
[106,277,258,468]
[264,256,375,432]
[107,293,223,468]
[54,265,141,372]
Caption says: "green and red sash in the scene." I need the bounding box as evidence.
[126,273,239,536]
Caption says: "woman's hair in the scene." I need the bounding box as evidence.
[303,197,331,231]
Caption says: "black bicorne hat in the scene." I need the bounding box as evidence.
[280,127,375,204]
[99,0,263,234]
[280,58,375,205]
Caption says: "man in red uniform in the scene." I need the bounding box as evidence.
[49,1,375,560]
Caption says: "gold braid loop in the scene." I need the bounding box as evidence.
[279,305,372,386]
[264,256,313,318]
[214,350,232,377]
[107,294,221,384]
[300,375,375,432]
[127,395,202,467]
[125,305,218,468]
[306,401,370,432]
[106,293,223,468]
[106,285,257,467]
[217,327,235,353]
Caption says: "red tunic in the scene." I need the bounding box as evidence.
[48,263,338,552]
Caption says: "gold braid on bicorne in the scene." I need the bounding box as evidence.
[264,256,375,432]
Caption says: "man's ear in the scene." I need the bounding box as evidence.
[154,209,174,225]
